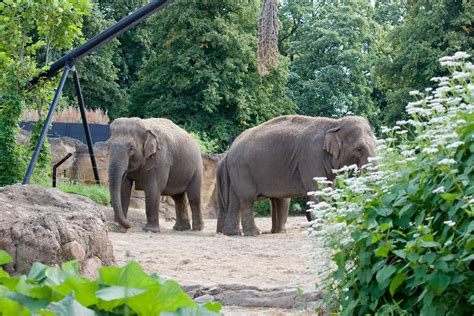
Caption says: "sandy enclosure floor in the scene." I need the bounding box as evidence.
[106,207,322,290]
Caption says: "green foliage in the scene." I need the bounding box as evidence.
[58,183,110,206]
[190,132,220,154]
[375,0,473,125]
[254,198,307,217]
[130,0,295,150]
[310,55,473,315]
[63,3,128,120]
[0,0,91,186]
[285,0,378,123]
[0,250,220,315]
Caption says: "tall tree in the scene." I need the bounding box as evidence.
[0,0,90,185]
[63,4,128,120]
[286,0,378,122]
[130,0,295,148]
[375,0,473,124]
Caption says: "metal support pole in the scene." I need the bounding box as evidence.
[52,153,72,188]
[72,68,100,185]
[22,65,71,184]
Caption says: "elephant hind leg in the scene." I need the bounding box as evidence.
[186,174,204,231]
[222,187,242,236]
[241,199,260,237]
[271,198,290,233]
[172,193,191,231]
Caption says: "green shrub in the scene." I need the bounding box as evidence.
[253,198,308,217]
[0,250,220,315]
[309,52,473,315]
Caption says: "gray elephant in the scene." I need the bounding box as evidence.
[108,118,204,232]
[217,115,376,236]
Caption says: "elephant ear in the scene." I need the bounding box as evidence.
[323,126,342,160]
[144,130,159,158]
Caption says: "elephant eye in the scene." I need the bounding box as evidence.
[129,145,134,153]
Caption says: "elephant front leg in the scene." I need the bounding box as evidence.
[143,183,161,233]
[271,198,290,233]
[172,193,191,231]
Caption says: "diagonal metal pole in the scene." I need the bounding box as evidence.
[72,67,100,185]
[22,64,71,184]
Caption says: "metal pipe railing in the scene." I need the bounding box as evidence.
[30,0,175,86]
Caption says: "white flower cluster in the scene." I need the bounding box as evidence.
[307,52,473,251]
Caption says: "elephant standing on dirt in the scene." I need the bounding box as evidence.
[217,115,377,236]
[108,118,204,233]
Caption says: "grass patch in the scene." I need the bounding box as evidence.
[58,182,110,206]
[32,177,110,206]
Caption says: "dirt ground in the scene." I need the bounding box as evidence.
[104,207,327,314]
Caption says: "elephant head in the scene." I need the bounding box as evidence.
[323,116,377,171]
[108,118,159,229]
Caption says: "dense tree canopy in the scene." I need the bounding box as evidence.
[285,0,378,122]
[375,0,473,124]
[130,0,295,148]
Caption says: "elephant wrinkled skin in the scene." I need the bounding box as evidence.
[217,115,377,236]
[108,118,204,233]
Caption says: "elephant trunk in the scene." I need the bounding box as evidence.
[109,154,132,229]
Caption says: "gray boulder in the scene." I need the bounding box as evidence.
[0,184,114,278]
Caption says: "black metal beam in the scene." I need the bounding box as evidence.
[22,64,72,184]
[52,153,73,188]
[72,68,100,185]
[30,0,175,86]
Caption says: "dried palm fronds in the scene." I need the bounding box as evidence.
[258,0,280,75]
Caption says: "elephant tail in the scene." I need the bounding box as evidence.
[216,156,229,233]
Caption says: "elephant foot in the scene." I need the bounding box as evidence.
[192,222,204,231]
[271,227,287,234]
[243,227,261,237]
[173,222,191,231]
[222,226,242,236]
[143,224,160,233]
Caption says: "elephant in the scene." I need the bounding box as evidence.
[217,115,377,236]
[108,117,204,233]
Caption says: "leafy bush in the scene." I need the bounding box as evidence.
[0,250,220,315]
[309,53,473,315]
[254,198,307,217]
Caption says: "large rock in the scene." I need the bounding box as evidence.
[0,185,114,278]
[201,153,224,218]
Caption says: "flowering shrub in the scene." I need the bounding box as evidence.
[309,52,473,315]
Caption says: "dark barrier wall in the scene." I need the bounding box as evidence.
[20,121,110,144]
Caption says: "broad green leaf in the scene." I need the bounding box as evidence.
[375,265,397,286]
[161,306,221,316]
[440,193,458,201]
[27,262,48,282]
[99,261,156,289]
[0,250,12,265]
[96,285,146,301]
[60,261,83,282]
[375,246,388,258]
[0,269,10,278]
[420,241,441,248]
[44,267,67,286]
[51,278,98,307]
[46,293,95,316]
[428,271,450,296]
[389,271,407,296]
[16,276,52,299]
[393,250,406,259]
[203,301,221,312]
[3,291,49,311]
[0,297,32,316]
